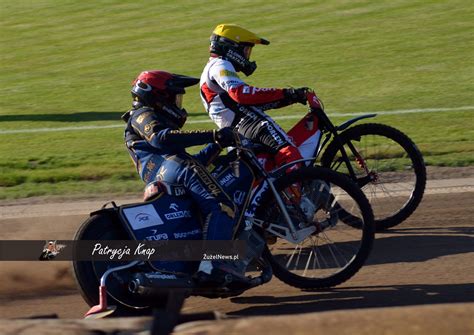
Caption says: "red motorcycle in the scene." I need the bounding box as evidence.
[260,91,426,231]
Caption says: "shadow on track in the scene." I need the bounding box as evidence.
[367,229,474,265]
[235,225,474,317]
[271,226,474,269]
[229,283,474,317]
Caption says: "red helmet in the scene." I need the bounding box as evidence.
[131,70,199,127]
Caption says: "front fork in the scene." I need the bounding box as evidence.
[327,132,378,188]
[266,178,300,240]
[346,141,379,187]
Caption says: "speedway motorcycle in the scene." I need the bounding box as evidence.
[280,91,427,231]
[73,131,375,318]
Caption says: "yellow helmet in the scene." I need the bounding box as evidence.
[210,24,269,76]
[212,23,270,45]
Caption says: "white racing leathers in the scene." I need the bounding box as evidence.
[200,57,303,167]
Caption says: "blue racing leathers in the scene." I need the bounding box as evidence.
[123,106,237,240]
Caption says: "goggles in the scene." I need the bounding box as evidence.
[175,94,184,109]
[243,46,253,59]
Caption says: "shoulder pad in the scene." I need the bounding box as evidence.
[121,110,132,122]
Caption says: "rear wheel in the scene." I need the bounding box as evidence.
[321,123,426,231]
[72,211,154,316]
[256,167,374,289]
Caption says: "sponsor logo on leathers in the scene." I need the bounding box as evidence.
[219,173,235,187]
[164,203,192,220]
[174,228,201,239]
[145,229,169,241]
[260,120,286,146]
[242,86,278,94]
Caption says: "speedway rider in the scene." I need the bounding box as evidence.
[122,70,246,284]
[200,23,308,172]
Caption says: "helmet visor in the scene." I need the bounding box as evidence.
[175,94,184,109]
[243,46,253,60]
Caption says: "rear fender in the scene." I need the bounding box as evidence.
[90,203,134,239]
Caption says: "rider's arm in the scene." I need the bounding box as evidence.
[193,143,223,166]
[132,111,215,152]
[152,129,215,151]
[227,84,286,105]
[210,60,289,106]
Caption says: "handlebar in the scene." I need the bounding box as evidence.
[306,89,324,111]
[305,89,338,133]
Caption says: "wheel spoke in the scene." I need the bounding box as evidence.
[325,124,425,229]
[261,167,374,288]
[285,244,299,269]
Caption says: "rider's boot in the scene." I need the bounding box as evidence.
[264,232,277,245]
[275,145,304,204]
[193,204,247,286]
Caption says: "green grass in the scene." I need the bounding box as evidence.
[1,0,473,199]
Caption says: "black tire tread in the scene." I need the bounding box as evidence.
[320,123,426,231]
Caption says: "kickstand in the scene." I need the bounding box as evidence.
[150,289,187,335]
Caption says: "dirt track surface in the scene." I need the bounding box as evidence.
[0,167,473,334]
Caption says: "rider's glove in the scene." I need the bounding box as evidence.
[213,127,236,148]
[283,87,309,105]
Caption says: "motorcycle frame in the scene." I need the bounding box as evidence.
[235,144,319,243]
[89,142,318,270]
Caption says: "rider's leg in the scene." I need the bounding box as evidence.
[157,155,243,283]
[236,106,304,201]
[179,160,237,240]
[273,144,304,202]
[157,155,237,241]
[235,111,304,247]
[235,105,303,169]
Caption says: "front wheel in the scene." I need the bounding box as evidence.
[321,123,426,231]
[256,167,374,289]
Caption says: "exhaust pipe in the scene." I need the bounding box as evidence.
[129,273,193,299]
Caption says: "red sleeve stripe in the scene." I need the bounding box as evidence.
[227,85,285,105]
[200,82,218,104]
